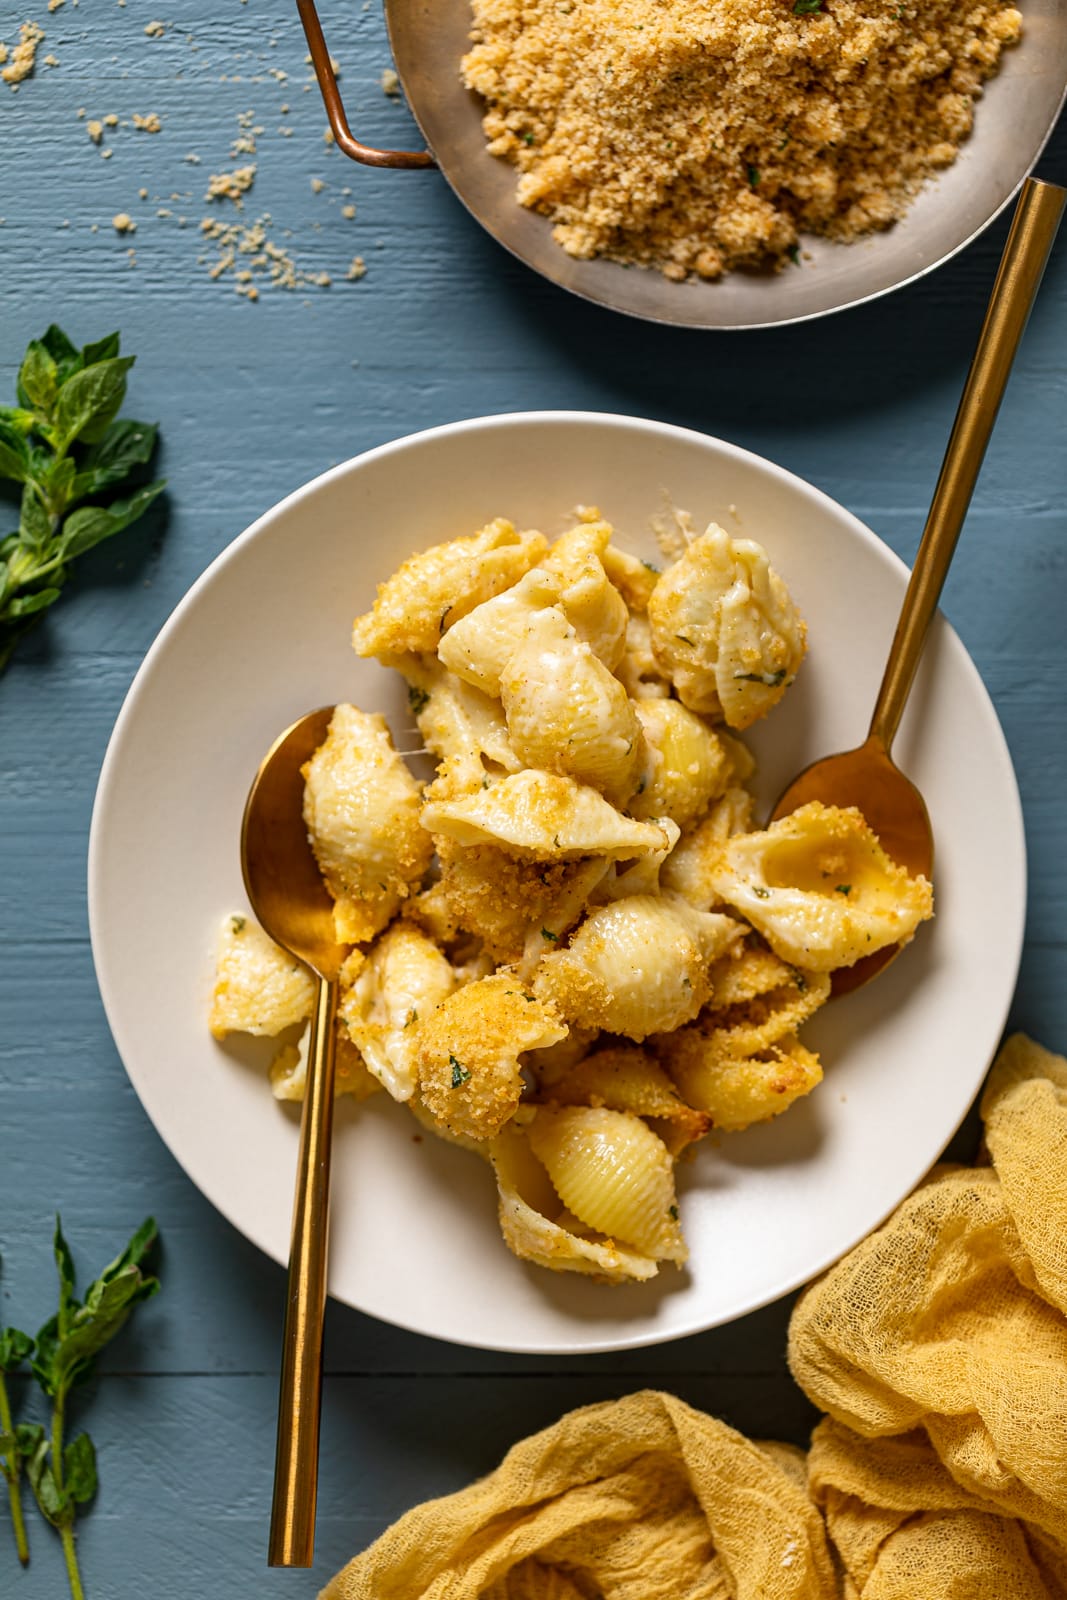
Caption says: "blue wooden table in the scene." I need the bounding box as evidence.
[2,2,1065,1592]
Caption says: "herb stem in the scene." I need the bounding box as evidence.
[60,1521,84,1600]
[52,1387,85,1600]
[0,1371,29,1565]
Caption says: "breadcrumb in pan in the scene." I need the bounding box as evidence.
[462,0,1023,280]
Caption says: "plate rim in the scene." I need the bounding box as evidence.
[88,409,1027,1352]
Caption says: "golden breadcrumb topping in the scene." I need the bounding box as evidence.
[462,0,1022,279]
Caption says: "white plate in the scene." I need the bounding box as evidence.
[89,412,1025,1354]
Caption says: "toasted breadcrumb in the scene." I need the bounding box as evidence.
[206,164,256,202]
[133,111,162,132]
[87,118,103,143]
[144,18,166,36]
[2,21,44,86]
[462,0,1023,279]
[380,67,400,96]
[112,212,136,234]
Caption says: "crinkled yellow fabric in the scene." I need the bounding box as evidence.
[322,1035,1067,1600]
[319,1390,838,1599]
[789,1033,1067,1597]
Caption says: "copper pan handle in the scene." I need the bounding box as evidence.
[296,0,436,169]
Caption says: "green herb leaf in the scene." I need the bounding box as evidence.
[22,1431,67,1528]
[0,421,31,484]
[17,342,58,417]
[41,326,83,386]
[63,1435,97,1506]
[793,0,825,13]
[0,1329,34,1373]
[80,332,121,368]
[53,356,135,451]
[72,418,158,498]
[835,883,852,896]
[752,885,771,899]
[19,484,53,553]
[540,927,558,942]
[33,1219,159,1398]
[0,326,164,672]
[407,684,429,715]
[747,164,761,187]
[59,480,166,562]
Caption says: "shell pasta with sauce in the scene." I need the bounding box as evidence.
[209,507,933,1284]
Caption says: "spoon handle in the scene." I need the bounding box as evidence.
[268,974,338,1567]
[869,176,1065,752]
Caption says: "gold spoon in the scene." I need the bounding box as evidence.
[772,176,1065,996]
[241,705,346,1568]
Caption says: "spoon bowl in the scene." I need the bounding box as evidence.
[241,705,346,1569]
[241,706,345,983]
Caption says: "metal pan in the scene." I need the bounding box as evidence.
[298,0,1067,329]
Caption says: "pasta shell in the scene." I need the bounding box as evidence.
[661,1031,823,1133]
[210,914,315,1039]
[340,921,456,1101]
[405,665,521,786]
[615,612,672,701]
[647,523,806,728]
[302,704,433,945]
[437,566,561,695]
[707,801,934,970]
[492,1125,659,1282]
[660,787,755,911]
[629,699,732,829]
[500,609,642,804]
[352,518,547,663]
[526,1106,686,1262]
[542,516,629,669]
[535,893,745,1041]
[421,770,669,860]
[417,975,567,1140]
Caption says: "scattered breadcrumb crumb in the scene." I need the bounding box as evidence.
[133,112,162,132]
[183,152,201,164]
[101,148,112,158]
[103,112,118,127]
[48,0,65,10]
[43,53,59,67]
[310,177,325,193]
[323,126,334,144]
[342,203,356,220]
[112,212,136,233]
[206,164,257,201]
[138,187,148,199]
[76,105,84,115]
[347,255,366,279]
[144,19,166,37]
[87,118,103,143]
[2,21,44,86]
[380,67,400,96]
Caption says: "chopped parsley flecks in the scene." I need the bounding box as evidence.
[734,668,788,686]
[407,684,429,715]
[449,1054,471,1087]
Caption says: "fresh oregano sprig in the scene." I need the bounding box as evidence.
[1,1219,160,1599]
[0,1325,35,1565]
[0,324,165,672]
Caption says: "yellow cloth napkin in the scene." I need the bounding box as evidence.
[788,1033,1067,1597]
[320,1389,838,1599]
[322,1035,1067,1600]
